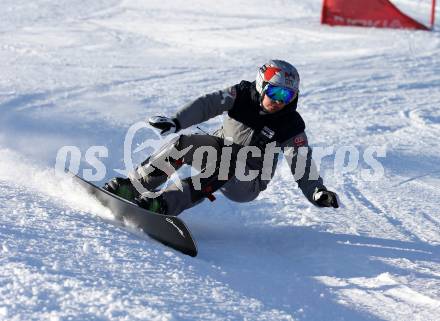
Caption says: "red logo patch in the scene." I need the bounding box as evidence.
[293,136,306,147]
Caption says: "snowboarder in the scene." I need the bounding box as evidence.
[104,59,339,216]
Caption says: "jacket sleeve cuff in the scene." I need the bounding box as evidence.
[172,118,181,132]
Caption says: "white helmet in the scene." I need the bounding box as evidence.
[256,59,300,98]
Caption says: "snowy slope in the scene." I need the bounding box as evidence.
[1,0,440,320]
[393,0,435,27]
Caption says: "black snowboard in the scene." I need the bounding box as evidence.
[71,173,197,257]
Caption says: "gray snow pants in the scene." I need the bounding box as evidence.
[135,134,263,216]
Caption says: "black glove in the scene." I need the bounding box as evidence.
[148,116,181,136]
[313,188,339,208]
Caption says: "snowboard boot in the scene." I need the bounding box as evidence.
[103,177,140,202]
[135,194,168,215]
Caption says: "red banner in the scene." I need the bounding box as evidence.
[321,0,429,30]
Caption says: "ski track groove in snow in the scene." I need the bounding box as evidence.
[1,0,440,320]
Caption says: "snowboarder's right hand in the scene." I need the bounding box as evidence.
[313,188,339,208]
[148,116,181,136]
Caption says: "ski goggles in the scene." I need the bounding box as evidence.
[265,84,296,104]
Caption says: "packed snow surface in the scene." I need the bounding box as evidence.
[1,0,439,320]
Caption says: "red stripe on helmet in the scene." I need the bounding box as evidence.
[264,67,282,82]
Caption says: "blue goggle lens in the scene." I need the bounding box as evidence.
[265,84,296,104]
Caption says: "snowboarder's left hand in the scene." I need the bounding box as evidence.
[313,188,339,208]
[148,116,181,136]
